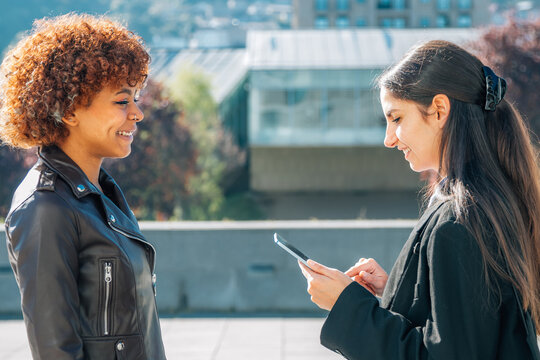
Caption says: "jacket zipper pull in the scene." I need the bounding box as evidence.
[104,262,112,335]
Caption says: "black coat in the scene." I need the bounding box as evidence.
[5,146,167,360]
[321,200,540,359]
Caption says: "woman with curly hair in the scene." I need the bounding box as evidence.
[299,40,540,359]
[0,14,167,359]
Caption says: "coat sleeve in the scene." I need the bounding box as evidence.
[320,220,500,359]
[5,191,84,360]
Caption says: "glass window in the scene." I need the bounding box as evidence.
[436,0,451,10]
[380,18,393,27]
[378,0,392,9]
[356,18,367,27]
[394,18,406,27]
[457,0,471,9]
[291,90,321,129]
[357,90,382,128]
[336,16,350,28]
[436,14,450,27]
[315,16,330,29]
[327,89,356,128]
[394,0,407,9]
[457,14,471,27]
[337,0,350,11]
[379,18,406,28]
[259,90,289,129]
[316,0,329,11]
[419,16,430,27]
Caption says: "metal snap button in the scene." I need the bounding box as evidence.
[76,184,85,192]
[109,214,116,223]
[116,341,125,351]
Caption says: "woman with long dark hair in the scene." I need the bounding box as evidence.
[299,40,540,359]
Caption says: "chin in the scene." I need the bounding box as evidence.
[409,163,427,173]
[110,148,132,159]
[409,163,421,172]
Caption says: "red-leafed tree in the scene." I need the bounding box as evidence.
[104,80,197,220]
[469,18,540,137]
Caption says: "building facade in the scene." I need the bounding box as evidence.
[292,0,491,29]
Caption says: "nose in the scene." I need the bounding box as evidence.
[384,124,397,148]
[130,103,144,122]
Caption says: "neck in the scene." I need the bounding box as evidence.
[57,140,103,191]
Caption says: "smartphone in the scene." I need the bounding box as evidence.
[273,232,311,269]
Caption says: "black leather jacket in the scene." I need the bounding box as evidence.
[5,146,167,359]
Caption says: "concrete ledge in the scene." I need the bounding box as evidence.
[0,220,414,315]
[139,219,417,230]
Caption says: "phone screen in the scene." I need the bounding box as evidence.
[273,233,311,268]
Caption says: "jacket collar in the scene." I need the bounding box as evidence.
[39,145,102,198]
[39,145,144,235]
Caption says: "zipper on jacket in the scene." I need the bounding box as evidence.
[108,220,158,297]
[103,261,113,335]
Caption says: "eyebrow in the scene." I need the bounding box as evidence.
[385,108,400,117]
[115,88,133,96]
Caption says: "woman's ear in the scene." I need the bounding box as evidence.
[62,116,78,127]
[431,94,450,129]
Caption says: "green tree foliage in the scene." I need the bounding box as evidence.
[104,80,197,220]
[469,18,540,137]
[167,65,246,220]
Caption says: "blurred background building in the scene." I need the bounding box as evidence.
[292,0,490,29]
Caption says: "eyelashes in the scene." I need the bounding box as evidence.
[392,117,401,123]
[115,99,139,105]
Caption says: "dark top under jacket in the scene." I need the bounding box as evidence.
[321,200,540,359]
[5,146,167,360]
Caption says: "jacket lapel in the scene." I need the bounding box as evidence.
[381,201,444,309]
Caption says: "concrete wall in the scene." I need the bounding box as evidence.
[250,146,421,192]
[0,220,415,316]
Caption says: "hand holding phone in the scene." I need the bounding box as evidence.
[273,233,312,269]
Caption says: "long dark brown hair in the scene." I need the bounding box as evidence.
[379,40,540,333]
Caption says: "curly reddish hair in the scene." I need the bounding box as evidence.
[0,13,150,149]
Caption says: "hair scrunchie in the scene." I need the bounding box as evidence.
[482,66,507,111]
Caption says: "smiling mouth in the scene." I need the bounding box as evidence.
[116,130,135,137]
[403,148,411,156]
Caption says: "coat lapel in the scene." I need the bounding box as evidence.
[380,201,445,309]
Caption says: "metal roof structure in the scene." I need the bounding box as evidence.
[151,28,480,102]
[246,28,478,70]
[151,48,248,104]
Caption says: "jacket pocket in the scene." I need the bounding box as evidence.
[83,334,145,360]
[100,258,116,336]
